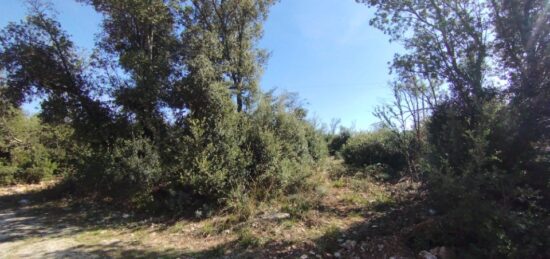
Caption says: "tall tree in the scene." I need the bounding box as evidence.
[359,0,491,122]
[359,0,495,174]
[181,0,274,113]
[374,76,442,177]
[491,0,550,165]
[82,0,180,140]
[0,2,114,146]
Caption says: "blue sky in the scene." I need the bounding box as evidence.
[0,0,400,130]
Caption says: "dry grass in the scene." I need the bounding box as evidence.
[0,159,425,258]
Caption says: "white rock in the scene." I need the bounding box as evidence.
[195,210,203,218]
[260,212,290,220]
[418,250,437,259]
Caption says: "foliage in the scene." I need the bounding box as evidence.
[68,137,162,208]
[327,128,351,157]
[179,0,275,113]
[176,91,327,208]
[341,129,406,178]
[0,107,58,185]
[0,0,329,213]
[0,1,546,256]
[361,0,550,256]
[0,3,117,146]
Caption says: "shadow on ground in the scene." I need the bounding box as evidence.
[0,180,431,258]
[205,181,431,259]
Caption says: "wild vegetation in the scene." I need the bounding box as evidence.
[0,0,549,258]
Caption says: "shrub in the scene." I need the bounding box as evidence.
[341,129,406,178]
[246,92,326,197]
[305,125,329,162]
[0,108,60,185]
[107,137,162,204]
[0,165,17,185]
[17,159,57,184]
[71,137,162,207]
[327,129,351,156]
[173,91,327,211]
[178,111,248,203]
[418,99,550,257]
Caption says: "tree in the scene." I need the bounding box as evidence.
[0,2,115,146]
[359,0,491,122]
[180,0,274,113]
[362,0,550,256]
[490,0,550,168]
[82,0,180,142]
[374,76,443,177]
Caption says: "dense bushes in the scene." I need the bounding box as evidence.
[0,108,59,185]
[0,0,329,214]
[61,91,327,212]
[341,129,406,178]
[327,129,351,156]
[414,99,550,257]
[171,92,327,209]
[71,137,163,206]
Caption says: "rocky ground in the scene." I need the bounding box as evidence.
[0,168,446,258]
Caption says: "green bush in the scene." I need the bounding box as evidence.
[417,100,550,257]
[178,112,249,202]
[246,93,326,197]
[17,159,57,184]
[327,129,351,156]
[0,165,17,185]
[71,137,162,207]
[107,137,162,203]
[0,107,61,185]
[341,129,406,177]
[172,92,327,211]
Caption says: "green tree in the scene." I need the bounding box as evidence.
[0,106,57,185]
[490,0,550,169]
[362,0,550,256]
[359,0,495,176]
[181,0,275,113]
[360,0,491,119]
[82,0,180,142]
[0,2,116,146]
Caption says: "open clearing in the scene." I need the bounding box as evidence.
[0,173,428,259]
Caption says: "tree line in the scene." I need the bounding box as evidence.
[1,0,549,257]
[0,0,327,213]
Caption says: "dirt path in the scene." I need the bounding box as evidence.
[0,183,180,258]
[0,190,225,258]
[0,178,423,258]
